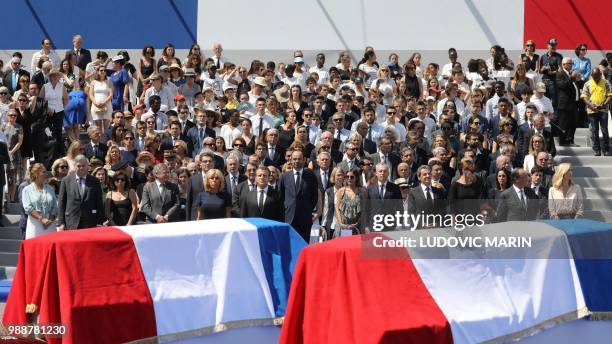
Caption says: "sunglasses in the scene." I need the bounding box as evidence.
[473,121,481,125]
[387,112,396,115]
[18,99,27,102]
[526,44,534,47]
[321,146,330,149]
[233,144,244,147]
[346,175,356,179]
[333,118,342,122]
[362,162,372,166]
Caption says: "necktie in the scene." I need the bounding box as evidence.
[269,146,275,159]
[216,57,221,69]
[321,171,327,189]
[367,126,373,141]
[249,183,255,191]
[347,160,352,170]
[79,177,85,196]
[520,190,526,207]
[426,187,433,205]
[199,127,204,146]
[12,71,18,90]
[93,145,98,157]
[231,176,237,191]
[382,155,387,166]
[336,130,341,140]
[295,171,301,192]
[379,184,385,200]
[258,117,264,137]
[159,183,165,202]
[258,190,265,213]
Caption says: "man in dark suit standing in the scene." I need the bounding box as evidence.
[280,150,318,242]
[140,163,181,223]
[186,108,216,157]
[407,165,447,228]
[355,122,377,156]
[495,168,539,222]
[186,152,215,220]
[264,128,285,168]
[224,155,246,195]
[314,151,333,194]
[232,163,258,217]
[57,155,104,230]
[369,137,400,181]
[517,110,556,157]
[337,142,361,173]
[69,35,92,70]
[364,163,403,232]
[83,126,108,161]
[556,57,580,145]
[240,167,284,221]
[160,121,194,157]
[2,57,29,95]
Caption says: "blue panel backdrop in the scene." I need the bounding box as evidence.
[5,0,197,49]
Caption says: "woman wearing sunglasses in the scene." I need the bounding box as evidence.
[105,171,138,226]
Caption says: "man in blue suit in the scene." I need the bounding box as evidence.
[279,150,318,242]
[186,108,216,157]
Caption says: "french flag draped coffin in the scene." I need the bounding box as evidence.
[280,220,612,343]
[3,218,306,343]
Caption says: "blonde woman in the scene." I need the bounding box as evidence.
[104,144,121,170]
[63,140,84,172]
[548,163,583,219]
[22,163,57,238]
[195,169,231,219]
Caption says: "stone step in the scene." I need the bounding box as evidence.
[4,202,21,215]
[556,155,612,165]
[583,199,612,211]
[584,211,612,223]
[0,253,18,267]
[0,239,21,253]
[2,214,20,226]
[556,146,601,157]
[573,177,612,188]
[570,166,612,178]
[0,227,22,240]
[583,187,612,199]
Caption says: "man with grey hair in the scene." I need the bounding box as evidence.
[265,128,285,167]
[84,126,108,161]
[407,164,446,227]
[2,56,29,95]
[364,163,402,232]
[57,155,104,230]
[556,56,580,146]
[224,154,246,196]
[140,163,180,223]
[70,34,91,70]
[338,142,360,172]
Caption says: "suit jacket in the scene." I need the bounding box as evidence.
[31,70,47,90]
[264,145,286,168]
[83,142,108,161]
[71,48,92,70]
[279,169,318,240]
[556,70,579,111]
[186,126,216,157]
[179,119,196,137]
[140,181,181,222]
[239,187,284,221]
[337,158,361,174]
[518,125,556,157]
[495,186,539,222]
[314,167,333,194]
[129,168,147,190]
[369,152,401,180]
[364,182,403,231]
[489,115,518,141]
[224,173,247,195]
[407,184,447,220]
[232,179,257,217]
[58,174,105,229]
[531,184,550,219]
[2,69,30,95]
[322,187,336,230]
[186,172,206,220]
[160,133,194,157]
[361,138,377,156]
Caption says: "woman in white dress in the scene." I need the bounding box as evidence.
[22,163,58,239]
[88,65,113,129]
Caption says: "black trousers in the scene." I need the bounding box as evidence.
[557,109,577,144]
[51,111,65,158]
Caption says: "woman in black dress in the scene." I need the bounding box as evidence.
[105,171,139,226]
[137,45,156,97]
[195,169,231,220]
[449,158,487,217]
[176,167,190,221]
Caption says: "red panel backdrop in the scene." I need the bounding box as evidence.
[524,0,612,50]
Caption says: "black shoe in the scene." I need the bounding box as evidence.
[595,151,602,156]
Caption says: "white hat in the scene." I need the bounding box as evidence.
[294,56,304,63]
[252,76,267,87]
[222,81,237,92]
[426,96,436,102]
[111,55,124,62]
[535,82,546,93]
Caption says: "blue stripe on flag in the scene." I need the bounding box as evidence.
[543,219,612,312]
[246,218,307,317]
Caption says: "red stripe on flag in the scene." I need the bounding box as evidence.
[279,234,453,344]
[3,227,157,344]
[524,0,612,50]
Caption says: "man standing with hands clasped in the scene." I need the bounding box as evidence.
[581,67,612,156]
[140,163,180,223]
[495,168,539,222]
[57,155,104,230]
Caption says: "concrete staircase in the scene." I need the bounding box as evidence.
[556,127,612,222]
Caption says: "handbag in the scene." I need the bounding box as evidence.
[92,103,107,115]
